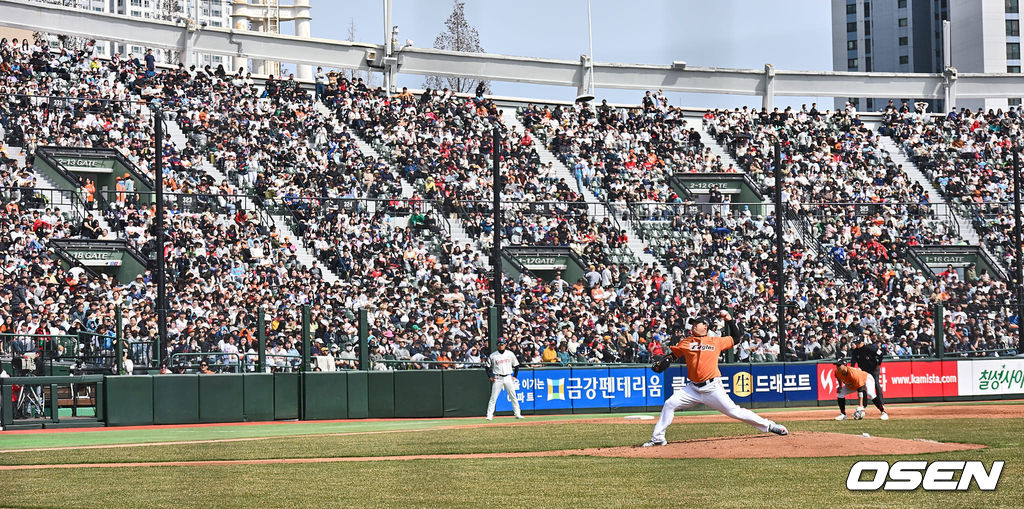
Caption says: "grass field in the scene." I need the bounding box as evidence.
[0,403,1021,508]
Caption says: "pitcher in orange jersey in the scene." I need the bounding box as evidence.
[642,311,788,446]
[833,360,888,421]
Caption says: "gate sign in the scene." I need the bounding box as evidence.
[54,155,116,173]
[68,249,123,267]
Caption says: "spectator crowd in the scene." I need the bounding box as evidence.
[0,37,1017,375]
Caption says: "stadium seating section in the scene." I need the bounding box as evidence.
[0,39,1017,374]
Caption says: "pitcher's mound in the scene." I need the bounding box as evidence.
[577,431,985,459]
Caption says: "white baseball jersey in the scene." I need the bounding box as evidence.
[487,350,519,376]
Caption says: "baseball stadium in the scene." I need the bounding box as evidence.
[0,0,1023,507]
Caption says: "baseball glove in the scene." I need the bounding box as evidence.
[651,354,673,373]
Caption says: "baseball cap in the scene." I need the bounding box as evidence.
[689,316,709,327]
[497,339,507,346]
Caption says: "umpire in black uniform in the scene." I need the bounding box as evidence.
[852,331,885,408]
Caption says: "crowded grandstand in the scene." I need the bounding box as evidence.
[0,32,1019,378]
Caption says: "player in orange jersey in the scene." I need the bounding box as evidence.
[642,311,788,446]
[833,359,888,421]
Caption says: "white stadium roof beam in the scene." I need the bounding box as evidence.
[3,0,1024,111]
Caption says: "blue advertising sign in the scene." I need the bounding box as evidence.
[532,368,573,411]
[646,370,665,408]
[495,369,535,413]
[569,367,611,410]
[751,364,786,403]
[783,363,818,402]
[749,363,816,403]
[597,367,661,410]
[663,365,686,401]
[718,365,753,404]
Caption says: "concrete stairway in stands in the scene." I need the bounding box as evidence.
[686,114,745,172]
[163,117,230,185]
[876,135,980,246]
[269,213,339,285]
[320,102,491,270]
[500,106,659,268]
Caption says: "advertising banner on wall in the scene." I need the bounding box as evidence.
[504,358,1021,414]
[719,365,753,405]
[907,361,959,398]
[877,361,914,399]
[958,359,1024,396]
[532,368,572,412]
[606,367,663,409]
[753,364,788,403]
[663,364,792,405]
[781,363,817,402]
[818,361,957,401]
[509,368,666,412]
[495,369,534,413]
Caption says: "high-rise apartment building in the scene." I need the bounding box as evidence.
[34,0,232,69]
[832,0,1020,111]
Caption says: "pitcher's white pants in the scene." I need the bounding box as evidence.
[486,375,522,418]
[651,379,774,442]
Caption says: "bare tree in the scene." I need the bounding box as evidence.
[424,1,488,93]
[345,18,378,87]
[157,0,183,63]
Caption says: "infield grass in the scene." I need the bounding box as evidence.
[0,413,1020,508]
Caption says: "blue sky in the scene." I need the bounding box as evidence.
[296,0,833,109]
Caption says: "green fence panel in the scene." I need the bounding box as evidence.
[1,385,12,426]
[367,371,395,418]
[394,370,443,418]
[274,372,300,420]
[153,375,199,425]
[303,372,349,420]
[243,373,275,422]
[442,369,490,417]
[105,375,153,426]
[47,365,71,377]
[347,371,369,419]
[95,381,104,421]
[199,374,244,423]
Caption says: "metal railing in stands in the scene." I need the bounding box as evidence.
[0,186,88,229]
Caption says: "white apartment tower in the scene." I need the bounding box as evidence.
[35,0,313,78]
[832,0,1021,112]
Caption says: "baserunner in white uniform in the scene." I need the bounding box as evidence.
[485,339,524,420]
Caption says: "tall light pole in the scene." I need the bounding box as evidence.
[1013,146,1023,353]
[576,0,595,103]
[385,0,391,93]
[154,107,167,368]
[491,126,503,353]
[774,143,786,361]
